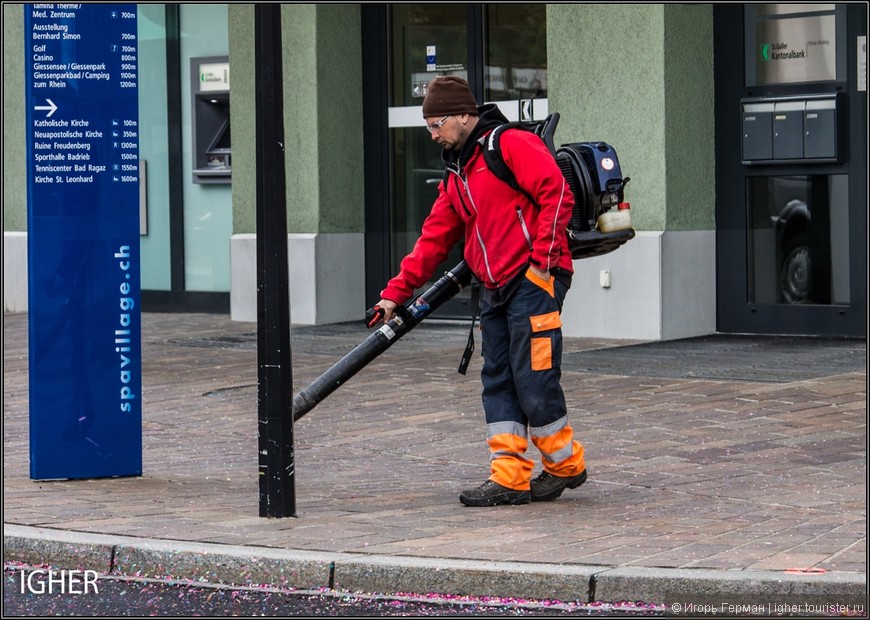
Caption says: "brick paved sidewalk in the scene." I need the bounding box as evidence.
[3,311,866,602]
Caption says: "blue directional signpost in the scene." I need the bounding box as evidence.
[25,4,142,479]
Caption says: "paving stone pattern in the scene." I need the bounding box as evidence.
[3,312,866,575]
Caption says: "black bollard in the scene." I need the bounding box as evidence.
[292,260,472,420]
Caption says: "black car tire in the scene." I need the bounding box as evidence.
[779,230,811,304]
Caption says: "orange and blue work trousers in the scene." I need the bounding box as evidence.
[479,268,586,491]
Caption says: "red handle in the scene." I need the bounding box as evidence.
[365,305,385,328]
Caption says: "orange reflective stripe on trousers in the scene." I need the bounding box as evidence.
[487,425,534,491]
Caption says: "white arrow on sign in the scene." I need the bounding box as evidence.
[34,99,58,117]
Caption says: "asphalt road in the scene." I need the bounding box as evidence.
[3,567,666,617]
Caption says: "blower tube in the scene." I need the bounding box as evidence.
[292,260,472,420]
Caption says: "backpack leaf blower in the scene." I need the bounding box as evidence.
[292,114,635,420]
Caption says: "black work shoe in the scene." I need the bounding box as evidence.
[459,480,531,507]
[530,469,587,502]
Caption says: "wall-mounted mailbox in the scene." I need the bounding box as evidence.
[804,98,838,159]
[742,101,774,160]
[191,56,231,184]
[772,100,805,160]
[741,93,842,165]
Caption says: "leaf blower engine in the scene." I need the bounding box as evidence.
[557,140,634,259]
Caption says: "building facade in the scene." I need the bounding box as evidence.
[4,4,866,339]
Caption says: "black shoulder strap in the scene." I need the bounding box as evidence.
[481,113,561,203]
[442,113,561,204]
[439,123,530,195]
[483,123,526,191]
[482,122,537,204]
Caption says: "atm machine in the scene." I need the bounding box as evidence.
[191,56,230,184]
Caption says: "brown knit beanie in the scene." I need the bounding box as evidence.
[422,76,479,118]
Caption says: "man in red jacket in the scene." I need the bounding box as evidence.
[375,76,587,507]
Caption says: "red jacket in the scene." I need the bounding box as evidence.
[381,112,574,305]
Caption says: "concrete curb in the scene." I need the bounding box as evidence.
[5,524,866,609]
[592,566,867,609]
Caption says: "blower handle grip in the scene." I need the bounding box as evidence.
[364,305,385,328]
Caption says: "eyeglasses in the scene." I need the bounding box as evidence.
[425,115,452,133]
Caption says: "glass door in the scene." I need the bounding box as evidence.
[384,4,548,318]
[388,5,468,316]
[483,4,549,104]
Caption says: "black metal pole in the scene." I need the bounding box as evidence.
[255,4,295,518]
